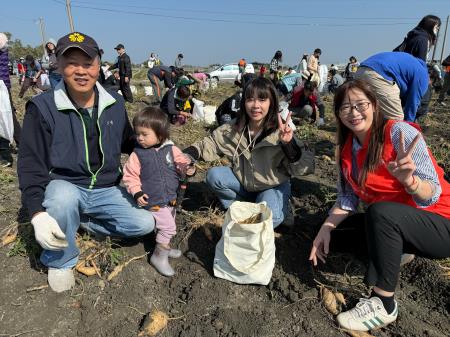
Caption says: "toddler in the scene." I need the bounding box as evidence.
[123,107,195,276]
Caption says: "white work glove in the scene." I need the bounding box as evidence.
[31,212,69,251]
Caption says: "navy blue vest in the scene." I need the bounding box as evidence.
[134,144,179,208]
[30,89,127,189]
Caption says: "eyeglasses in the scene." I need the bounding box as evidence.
[339,101,371,115]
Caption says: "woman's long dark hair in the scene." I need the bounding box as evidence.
[333,80,386,187]
[45,41,56,54]
[273,50,282,61]
[25,55,37,70]
[417,14,441,45]
[236,77,279,133]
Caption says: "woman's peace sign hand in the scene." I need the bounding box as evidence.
[386,130,421,187]
[277,112,294,144]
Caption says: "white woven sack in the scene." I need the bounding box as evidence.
[0,80,13,142]
[144,86,153,96]
[40,73,50,88]
[318,64,328,93]
[202,105,216,125]
[213,201,275,285]
[192,98,205,121]
[192,99,216,125]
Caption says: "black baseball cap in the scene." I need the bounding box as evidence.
[56,32,100,59]
[114,43,125,50]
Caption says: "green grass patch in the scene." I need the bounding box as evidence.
[0,169,15,184]
[7,223,41,259]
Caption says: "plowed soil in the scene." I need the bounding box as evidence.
[0,82,449,337]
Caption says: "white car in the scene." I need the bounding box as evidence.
[209,63,255,82]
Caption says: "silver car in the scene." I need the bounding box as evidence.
[209,63,255,82]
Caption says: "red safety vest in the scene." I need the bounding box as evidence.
[340,120,450,219]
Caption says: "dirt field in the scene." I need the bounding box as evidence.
[0,81,449,337]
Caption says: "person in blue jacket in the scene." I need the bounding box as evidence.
[277,72,306,98]
[17,32,155,293]
[354,52,428,122]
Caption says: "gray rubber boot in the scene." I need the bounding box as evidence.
[48,268,75,293]
[150,244,175,277]
[168,248,182,258]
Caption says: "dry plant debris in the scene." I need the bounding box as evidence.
[438,258,450,279]
[183,207,224,229]
[170,118,209,147]
[237,213,262,224]
[177,207,224,244]
[26,284,48,292]
[74,235,128,279]
[107,252,149,281]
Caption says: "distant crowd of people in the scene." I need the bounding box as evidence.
[0,12,449,335]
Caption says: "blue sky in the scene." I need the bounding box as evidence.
[1,0,449,67]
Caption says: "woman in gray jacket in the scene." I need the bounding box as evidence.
[184,77,313,227]
[44,39,61,89]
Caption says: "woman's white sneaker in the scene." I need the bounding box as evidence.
[336,297,398,331]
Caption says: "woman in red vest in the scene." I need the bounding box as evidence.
[309,80,450,332]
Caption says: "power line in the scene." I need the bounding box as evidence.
[0,13,36,22]
[70,0,420,21]
[67,3,417,27]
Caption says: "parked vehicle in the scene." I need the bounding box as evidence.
[209,63,255,82]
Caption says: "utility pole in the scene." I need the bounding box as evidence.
[38,17,47,57]
[66,0,75,32]
[440,15,449,64]
[432,23,441,61]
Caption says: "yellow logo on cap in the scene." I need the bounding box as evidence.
[69,33,85,43]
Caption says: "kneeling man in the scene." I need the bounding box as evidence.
[18,32,155,292]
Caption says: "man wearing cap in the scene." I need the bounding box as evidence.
[109,43,133,103]
[17,32,155,293]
